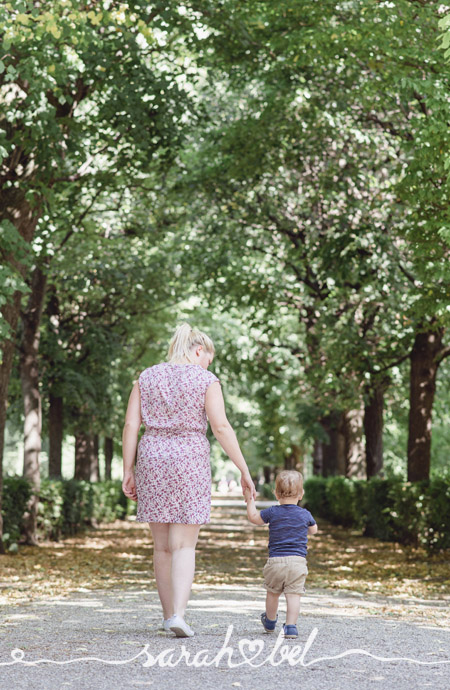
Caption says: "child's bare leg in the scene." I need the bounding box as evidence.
[285,593,301,625]
[265,591,280,620]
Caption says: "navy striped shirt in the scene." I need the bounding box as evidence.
[260,504,316,557]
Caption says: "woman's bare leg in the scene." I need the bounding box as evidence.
[168,524,201,618]
[149,523,173,619]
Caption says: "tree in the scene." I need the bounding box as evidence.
[165,0,450,481]
[0,0,205,547]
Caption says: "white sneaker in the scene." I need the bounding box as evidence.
[168,614,195,637]
[161,618,172,632]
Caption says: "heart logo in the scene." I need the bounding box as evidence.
[238,639,265,664]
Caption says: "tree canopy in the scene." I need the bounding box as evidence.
[1,1,450,547]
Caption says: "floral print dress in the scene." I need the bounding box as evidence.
[135,362,220,524]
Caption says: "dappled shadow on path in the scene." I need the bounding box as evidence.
[1,498,449,627]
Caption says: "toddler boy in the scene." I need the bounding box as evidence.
[243,469,317,638]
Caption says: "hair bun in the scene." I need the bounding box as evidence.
[167,322,215,364]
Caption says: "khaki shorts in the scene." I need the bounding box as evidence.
[263,556,308,595]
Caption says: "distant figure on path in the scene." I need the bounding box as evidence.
[122,323,256,637]
[244,470,317,639]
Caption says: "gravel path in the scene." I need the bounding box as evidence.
[1,582,449,690]
[1,500,449,689]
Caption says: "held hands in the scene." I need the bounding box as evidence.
[243,486,253,504]
[122,471,137,502]
[241,473,256,501]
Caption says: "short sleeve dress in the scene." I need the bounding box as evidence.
[134,362,220,524]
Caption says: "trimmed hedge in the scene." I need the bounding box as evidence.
[2,476,33,551]
[301,475,450,554]
[4,474,449,555]
[1,477,133,551]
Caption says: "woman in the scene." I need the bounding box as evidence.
[122,323,256,637]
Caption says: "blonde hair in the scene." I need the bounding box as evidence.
[275,470,303,498]
[167,323,215,364]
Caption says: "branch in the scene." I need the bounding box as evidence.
[46,77,90,119]
[413,90,428,117]
[364,113,414,141]
[397,261,421,288]
[54,187,105,254]
[51,132,125,184]
[436,344,450,364]
[378,349,411,372]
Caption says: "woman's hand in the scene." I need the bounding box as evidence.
[243,486,252,504]
[122,470,137,501]
[241,471,256,500]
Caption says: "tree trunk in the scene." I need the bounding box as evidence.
[336,415,347,475]
[321,416,339,477]
[284,443,302,472]
[104,437,113,480]
[364,385,385,478]
[0,293,23,555]
[92,434,100,481]
[407,328,444,482]
[262,465,273,484]
[74,433,98,481]
[343,405,366,479]
[48,393,63,479]
[0,189,41,552]
[46,285,64,479]
[312,439,323,475]
[19,265,48,545]
[318,413,346,477]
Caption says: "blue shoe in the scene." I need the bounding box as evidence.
[283,623,298,638]
[261,612,278,632]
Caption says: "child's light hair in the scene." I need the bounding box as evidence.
[167,322,215,364]
[275,470,303,498]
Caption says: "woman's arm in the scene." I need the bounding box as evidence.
[122,381,142,501]
[308,524,318,535]
[205,382,256,499]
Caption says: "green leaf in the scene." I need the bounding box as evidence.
[440,32,450,50]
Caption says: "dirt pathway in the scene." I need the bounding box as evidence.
[0,499,449,689]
